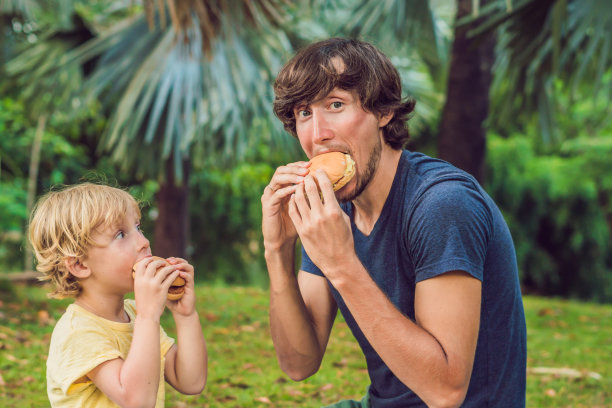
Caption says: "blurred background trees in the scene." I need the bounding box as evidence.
[1,0,611,301]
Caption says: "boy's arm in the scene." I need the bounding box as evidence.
[164,258,208,394]
[87,258,181,408]
[164,313,207,394]
[87,315,162,408]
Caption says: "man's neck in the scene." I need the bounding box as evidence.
[352,148,402,235]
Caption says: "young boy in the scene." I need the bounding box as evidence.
[29,182,207,407]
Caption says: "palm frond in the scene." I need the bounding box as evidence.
[342,0,450,82]
[463,0,612,143]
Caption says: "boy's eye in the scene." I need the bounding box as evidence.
[297,109,311,118]
[331,101,343,109]
[136,224,142,232]
[115,231,125,239]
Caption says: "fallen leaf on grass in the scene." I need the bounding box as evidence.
[5,354,28,365]
[37,310,53,326]
[545,388,556,397]
[332,358,348,368]
[255,396,271,403]
[528,367,602,380]
[286,388,303,397]
[319,383,334,391]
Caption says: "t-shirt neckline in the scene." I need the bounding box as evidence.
[349,150,407,238]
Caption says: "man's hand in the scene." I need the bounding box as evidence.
[261,161,309,252]
[288,169,355,279]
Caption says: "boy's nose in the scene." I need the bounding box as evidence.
[138,233,150,250]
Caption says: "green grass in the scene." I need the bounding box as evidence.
[0,282,610,407]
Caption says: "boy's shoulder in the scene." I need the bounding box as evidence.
[51,301,136,344]
[51,304,107,342]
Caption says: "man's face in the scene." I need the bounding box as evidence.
[294,87,386,201]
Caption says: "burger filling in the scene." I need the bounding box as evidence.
[168,284,185,295]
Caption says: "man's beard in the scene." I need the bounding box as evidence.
[338,138,382,202]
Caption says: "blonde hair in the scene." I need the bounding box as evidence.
[28,183,141,299]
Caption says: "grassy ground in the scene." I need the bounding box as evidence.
[0,281,610,407]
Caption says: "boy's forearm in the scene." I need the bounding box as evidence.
[172,312,208,394]
[121,316,161,405]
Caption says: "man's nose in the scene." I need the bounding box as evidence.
[312,110,334,144]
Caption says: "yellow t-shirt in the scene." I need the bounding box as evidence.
[46,299,175,407]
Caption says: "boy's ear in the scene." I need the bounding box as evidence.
[64,257,91,279]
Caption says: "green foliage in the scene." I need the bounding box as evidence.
[1,283,610,406]
[486,134,612,302]
[0,96,109,271]
[187,154,283,286]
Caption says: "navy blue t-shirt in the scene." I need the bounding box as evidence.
[301,150,526,407]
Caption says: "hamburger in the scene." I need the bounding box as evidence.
[308,152,355,191]
[132,255,186,301]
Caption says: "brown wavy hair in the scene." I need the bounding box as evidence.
[28,183,141,299]
[273,38,416,149]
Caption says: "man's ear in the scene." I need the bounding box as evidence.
[64,257,91,279]
[379,111,394,128]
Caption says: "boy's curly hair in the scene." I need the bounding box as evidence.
[28,183,141,299]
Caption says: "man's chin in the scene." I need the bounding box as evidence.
[335,180,359,202]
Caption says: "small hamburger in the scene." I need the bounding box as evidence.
[132,256,186,301]
[308,152,356,191]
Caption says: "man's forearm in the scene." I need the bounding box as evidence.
[327,259,478,408]
[266,248,325,380]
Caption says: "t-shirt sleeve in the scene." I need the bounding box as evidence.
[53,325,123,395]
[300,245,324,276]
[160,325,175,356]
[125,299,175,356]
[406,179,493,283]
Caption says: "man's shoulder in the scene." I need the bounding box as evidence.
[399,150,482,209]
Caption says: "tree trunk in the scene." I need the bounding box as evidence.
[153,157,190,259]
[437,0,496,183]
[25,114,47,272]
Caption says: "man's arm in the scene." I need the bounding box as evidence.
[262,161,338,380]
[289,172,481,407]
[333,265,481,408]
[266,247,337,380]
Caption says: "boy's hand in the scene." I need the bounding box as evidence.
[133,257,181,320]
[165,257,197,317]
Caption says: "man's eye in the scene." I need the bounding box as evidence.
[331,101,343,109]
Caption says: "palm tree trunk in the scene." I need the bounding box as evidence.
[153,157,190,259]
[25,114,47,272]
[437,0,496,183]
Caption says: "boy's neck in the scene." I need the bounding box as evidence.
[75,292,130,323]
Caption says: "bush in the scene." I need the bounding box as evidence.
[486,134,612,302]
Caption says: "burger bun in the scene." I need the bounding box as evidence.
[308,152,355,191]
[132,255,186,300]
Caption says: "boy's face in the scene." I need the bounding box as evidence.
[82,206,151,295]
[294,87,389,201]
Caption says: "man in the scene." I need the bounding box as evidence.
[261,38,526,407]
